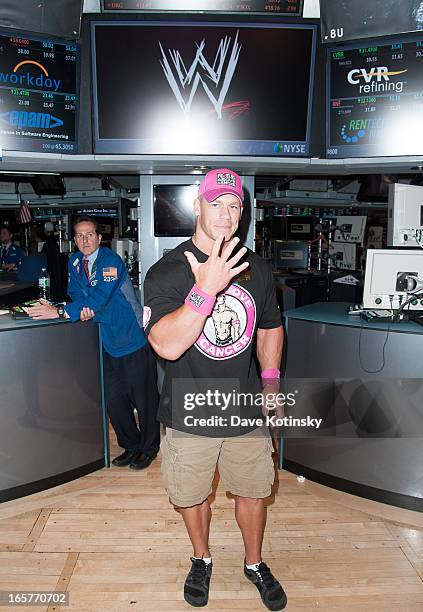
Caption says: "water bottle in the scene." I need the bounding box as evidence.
[38,267,50,301]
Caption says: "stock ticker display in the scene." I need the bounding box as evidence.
[0,32,79,154]
[102,0,303,16]
[327,38,423,158]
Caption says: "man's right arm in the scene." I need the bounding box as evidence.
[145,236,249,361]
[148,305,208,361]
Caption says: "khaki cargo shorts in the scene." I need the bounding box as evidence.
[160,427,275,507]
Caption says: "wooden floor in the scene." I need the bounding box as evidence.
[1,433,423,612]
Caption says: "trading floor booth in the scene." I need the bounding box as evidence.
[280,248,423,512]
[0,318,107,503]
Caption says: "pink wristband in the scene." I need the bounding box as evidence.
[185,284,216,316]
[261,368,280,379]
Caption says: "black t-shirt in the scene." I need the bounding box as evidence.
[144,239,282,433]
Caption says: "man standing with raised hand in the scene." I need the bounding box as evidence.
[144,169,286,610]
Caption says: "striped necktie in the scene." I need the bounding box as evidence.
[83,258,90,280]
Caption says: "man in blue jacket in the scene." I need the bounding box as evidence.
[28,216,159,470]
[0,226,25,270]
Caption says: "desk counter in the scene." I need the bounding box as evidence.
[282,302,423,512]
[0,316,106,502]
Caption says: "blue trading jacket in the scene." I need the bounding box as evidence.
[3,244,25,266]
[64,246,147,357]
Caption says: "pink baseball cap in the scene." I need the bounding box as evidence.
[198,168,243,207]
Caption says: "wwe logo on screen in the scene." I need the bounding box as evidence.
[159,31,241,119]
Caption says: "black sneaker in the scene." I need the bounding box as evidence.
[184,557,213,607]
[244,561,287,611]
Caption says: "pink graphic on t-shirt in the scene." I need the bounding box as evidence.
[143,306,151,329]
[195,284,256,360]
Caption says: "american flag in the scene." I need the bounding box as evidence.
[19,200,32,224]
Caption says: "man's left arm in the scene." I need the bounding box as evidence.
[256,326,284,372]
[257,326,284,418]
[256,262,284,416]
[256,262,284,370]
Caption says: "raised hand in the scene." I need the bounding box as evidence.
[184,235,249,296]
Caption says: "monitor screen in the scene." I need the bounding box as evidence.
[0,31,79,154]
[0,1,83,40]
[101,0,303,16]
[320,0,423,44]
[327,36,423,158]
[92,21,316,156]
[333,215,367,244]
[273,240,309,270]
[286,215,315,240]
[363,248,423,310]
[271,215,315,241]
[154,185,197,237]
[329,242,357,271]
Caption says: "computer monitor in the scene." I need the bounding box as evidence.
[153,184,197,237]
[271,215,315,241]
[329,242,357,271]
[363,249,423,310]
[273,241,309,270]
[387,183,423,246]
[333,216,366,244]
[286,215,315,241]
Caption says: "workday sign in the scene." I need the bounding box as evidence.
[0,59,62,92]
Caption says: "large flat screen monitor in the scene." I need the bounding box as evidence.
[0,1,83,40]
[91,21,316,156]
[321,0,423,44]
[154,184,197,237]
[326,36,423,158]
[0,31,79,154]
